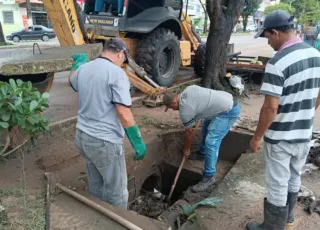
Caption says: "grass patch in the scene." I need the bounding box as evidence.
[0,188,25,197]
[1,189,46,230]
[141,116,167,129]
[0,42,13,46]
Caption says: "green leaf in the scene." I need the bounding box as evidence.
[16,105,24,114]
[42,92,50,99]
[0,83,8,95]
[8,102,16,111]
[27,117,35,125]
[16,79,23,86]
[14,97,22,106]
[27,81,32,89]
[0,122,9,129]
[31,114,42,123]
[29,101,38,111]
[18,119,26,129]
[2,111,11,122]
[9,79,17,92]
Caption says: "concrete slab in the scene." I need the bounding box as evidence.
[180,151,320,230]
[0,43,102,76]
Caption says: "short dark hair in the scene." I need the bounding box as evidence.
[265,24,295,34]
[102,46,119,53]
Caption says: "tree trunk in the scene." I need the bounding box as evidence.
[0,22,5,44]
[203,0,245,93]
[242,14,248,32]
[204,14,208,34]
[26,0,32,24]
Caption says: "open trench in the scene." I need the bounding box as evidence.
[34,119,253,229]
[123,128,253,229]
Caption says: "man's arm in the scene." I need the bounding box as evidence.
[68,71,75,87]
[183,120,201,157]
[316,90,320,110]
[253,95,279,141]
[112,72,146,161]
[115,104,135,128]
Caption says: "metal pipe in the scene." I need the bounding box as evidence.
[52,180,143,230]
[144,75,160,88]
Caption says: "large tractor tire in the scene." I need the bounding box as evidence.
[136,28,180,87]
[194,42,206,78]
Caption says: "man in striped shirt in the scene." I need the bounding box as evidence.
[247,10,320,230]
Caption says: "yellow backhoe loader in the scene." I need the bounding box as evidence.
[41,0,204,105]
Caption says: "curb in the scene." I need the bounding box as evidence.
[0,44,60,50]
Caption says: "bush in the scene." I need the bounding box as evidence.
[0,79,50,155]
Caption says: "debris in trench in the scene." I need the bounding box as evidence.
[306,200,320,215]
[130,191,168,218]
[181,197,223,216]
[308,134,320,167]
[298,185,317,214]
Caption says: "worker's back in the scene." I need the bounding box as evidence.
[262,42,320,144]
[71,57,131,144]
[179,85,234,127]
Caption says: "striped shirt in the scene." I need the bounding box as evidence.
[261,42,320,144]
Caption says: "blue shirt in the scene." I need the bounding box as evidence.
[70,57,131,144]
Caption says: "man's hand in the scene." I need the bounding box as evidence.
[72,53,88,71]
[250,136,262,153]
[183,148,191,158]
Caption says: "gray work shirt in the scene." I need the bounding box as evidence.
[179,85,233,128]
[70,57,131,144]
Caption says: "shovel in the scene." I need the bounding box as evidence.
[166,120,201,202]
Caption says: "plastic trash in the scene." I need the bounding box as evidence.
[229,75,245,95]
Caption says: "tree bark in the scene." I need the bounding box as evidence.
[242,14,248,32]
[203,0,245,93]
[0,22,5,44]
[204,13,208,34]
[26,0,32,19]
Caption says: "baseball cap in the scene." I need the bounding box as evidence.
[163,93,176,112]
[104,37,129,63]
[254,10,295,39]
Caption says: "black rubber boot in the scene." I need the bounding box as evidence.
[246,198,288,230]
[287,192,298,226]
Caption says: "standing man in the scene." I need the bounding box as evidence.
[247,10,320,229]
[68,38,147,210]
[163,85,240,192]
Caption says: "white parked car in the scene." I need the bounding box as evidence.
[246,25,257,32]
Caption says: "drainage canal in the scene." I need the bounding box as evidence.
[127,129,253,229]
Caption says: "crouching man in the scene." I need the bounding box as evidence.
[163,85,240,192]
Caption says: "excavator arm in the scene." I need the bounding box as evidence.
[42,0,166,99]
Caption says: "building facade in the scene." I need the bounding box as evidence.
[0,0,22,36]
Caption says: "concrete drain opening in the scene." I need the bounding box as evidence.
[129,163,202,218]
[127,129,252,229]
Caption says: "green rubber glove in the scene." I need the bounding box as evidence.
[125,124,147,161]
[71,53,88,71]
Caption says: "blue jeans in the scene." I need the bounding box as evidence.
[74,129,128,209]
[200,104,241,177]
